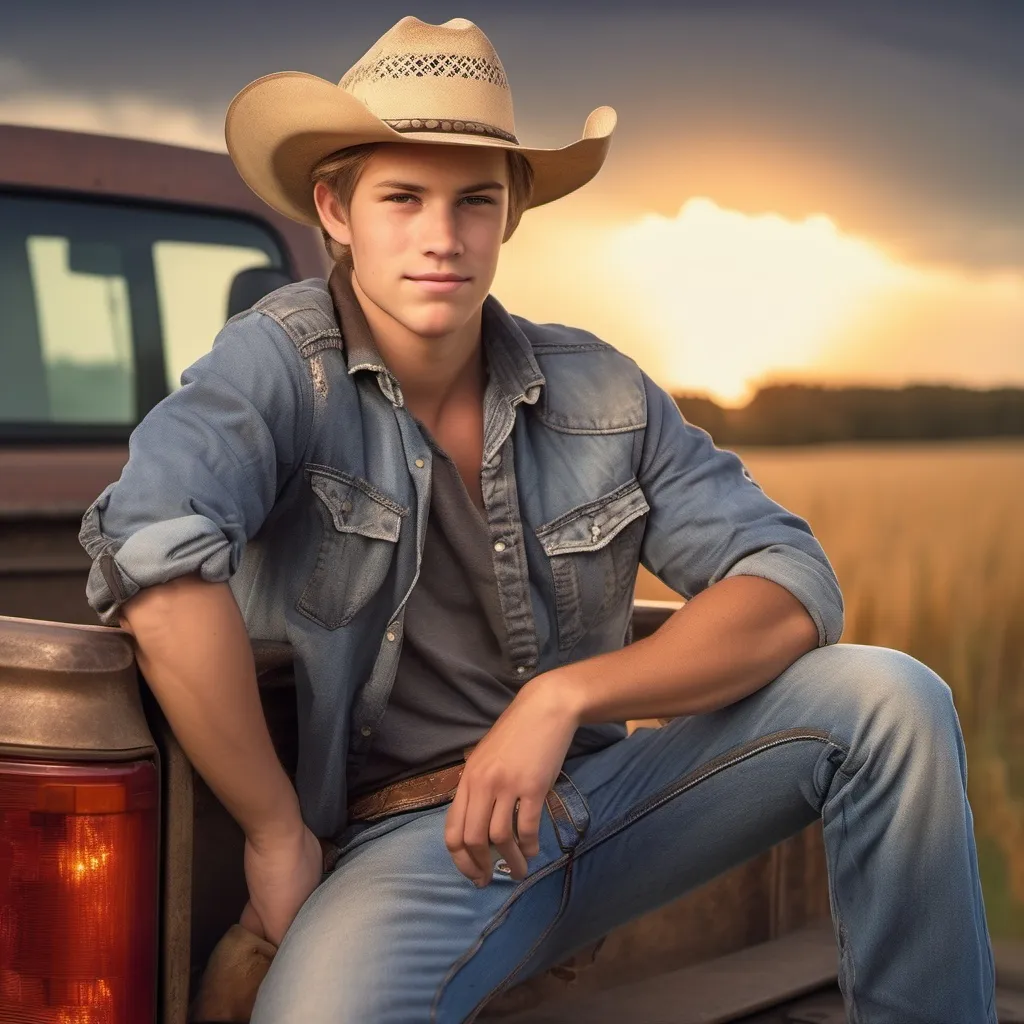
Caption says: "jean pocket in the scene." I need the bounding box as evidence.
[534,478,650,651]
[544,768,592,854]
[297,465,408,630]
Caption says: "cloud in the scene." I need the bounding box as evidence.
[0,58,224,151]
[602,199,913,403]
[494,196,1024,405]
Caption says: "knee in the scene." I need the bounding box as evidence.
[865,644,951,705]
[832,643,960,745]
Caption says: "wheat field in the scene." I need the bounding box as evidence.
[635,439,1024,938]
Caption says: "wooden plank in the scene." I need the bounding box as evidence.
[497,923,838,1024]
[996,939,1024,992]
[995,989,1024,1024]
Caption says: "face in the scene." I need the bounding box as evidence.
[315,142,509,339]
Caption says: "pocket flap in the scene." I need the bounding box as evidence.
[307,468,406,543]
[535,478,650,556]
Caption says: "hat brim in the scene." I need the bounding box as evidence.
[225,71,616,227]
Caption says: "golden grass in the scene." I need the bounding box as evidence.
[635,439,1024,937]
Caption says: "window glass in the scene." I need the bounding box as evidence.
[26,236,134,423]
[0,192,286,435]
[154,241,270,391]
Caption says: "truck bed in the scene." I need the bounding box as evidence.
[493,924,1024,1023]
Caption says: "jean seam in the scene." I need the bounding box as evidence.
[822,767,860,1023]
[576,728,845,856]
[464,857,577,1023]
[428,852,573,1023]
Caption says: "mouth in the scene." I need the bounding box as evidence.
[405,274,471,294]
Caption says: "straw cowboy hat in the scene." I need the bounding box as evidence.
[225,16,617,227]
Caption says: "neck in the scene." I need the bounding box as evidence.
[350,269,486,424]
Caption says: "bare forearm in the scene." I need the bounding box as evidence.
[119,574,302,843]
[548,575,821,725]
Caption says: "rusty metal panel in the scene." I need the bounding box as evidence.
[0,518,102,624]
[0,445,127,517]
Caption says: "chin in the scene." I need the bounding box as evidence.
[405,305,475,339]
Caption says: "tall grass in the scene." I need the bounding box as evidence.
[635,439,1024,938]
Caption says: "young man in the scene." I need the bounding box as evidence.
[79,16,996,1024]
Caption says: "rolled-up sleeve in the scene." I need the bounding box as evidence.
[78,311,312,626]
[637,373,844,647]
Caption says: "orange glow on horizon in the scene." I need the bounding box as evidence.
[604,198,911,406]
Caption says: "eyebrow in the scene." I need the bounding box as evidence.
[373,179,506,194]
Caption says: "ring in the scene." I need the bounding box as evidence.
[512,798,521,846]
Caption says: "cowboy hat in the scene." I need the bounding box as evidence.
[225,16,617,227]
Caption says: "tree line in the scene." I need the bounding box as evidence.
[673,383,1024,446]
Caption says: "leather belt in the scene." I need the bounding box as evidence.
[347,745,478,824]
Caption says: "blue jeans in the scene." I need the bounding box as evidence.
[250,644,997,1024]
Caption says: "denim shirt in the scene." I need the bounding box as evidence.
[78,279,844,838]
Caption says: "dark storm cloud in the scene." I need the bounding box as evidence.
[3,0,1023,270]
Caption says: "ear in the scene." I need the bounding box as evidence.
[313,181,352,247]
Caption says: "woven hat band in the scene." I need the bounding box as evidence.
[382,118,518,144]
[338,75,515,135]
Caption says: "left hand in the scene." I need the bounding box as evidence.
[444,673,581,887]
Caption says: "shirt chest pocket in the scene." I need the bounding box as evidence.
[297,466,408,630]
[534,478,651,652]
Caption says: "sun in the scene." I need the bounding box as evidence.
[604,198,911,406]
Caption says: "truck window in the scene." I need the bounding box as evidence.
[154,240,275,392]
[0,192,287,438]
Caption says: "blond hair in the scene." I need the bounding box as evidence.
[311,143,535,267]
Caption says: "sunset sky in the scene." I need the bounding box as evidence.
[5,0,1022,405]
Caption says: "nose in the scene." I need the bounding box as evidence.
[418,201,463,261]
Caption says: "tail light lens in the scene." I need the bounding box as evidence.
[0,758,159,1024]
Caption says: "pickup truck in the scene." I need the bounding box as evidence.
[2,124,1020,1024]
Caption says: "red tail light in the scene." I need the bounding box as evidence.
[0,758,159,1024]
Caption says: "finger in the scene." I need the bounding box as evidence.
[462,781,498,884]
[442,778,468,876]
[444,777,477,882]
[514,795,544,859]
[490,795,529,880]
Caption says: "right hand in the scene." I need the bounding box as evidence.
[240,823,324,947]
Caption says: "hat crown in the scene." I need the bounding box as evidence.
[338,17,516,138]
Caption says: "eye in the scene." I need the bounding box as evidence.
[461,196,495,206]
[384,193,418,204]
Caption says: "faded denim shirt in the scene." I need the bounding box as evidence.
[78,279,844,839]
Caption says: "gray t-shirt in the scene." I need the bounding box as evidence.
[348,416,526,797]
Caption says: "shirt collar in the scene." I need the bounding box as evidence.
[326,265,545,410]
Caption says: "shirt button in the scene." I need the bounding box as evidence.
[516,666,525,675]
[360,725,372,737]
[493,541,506,552]
[414,458,425,468]
[386,630,396,642]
